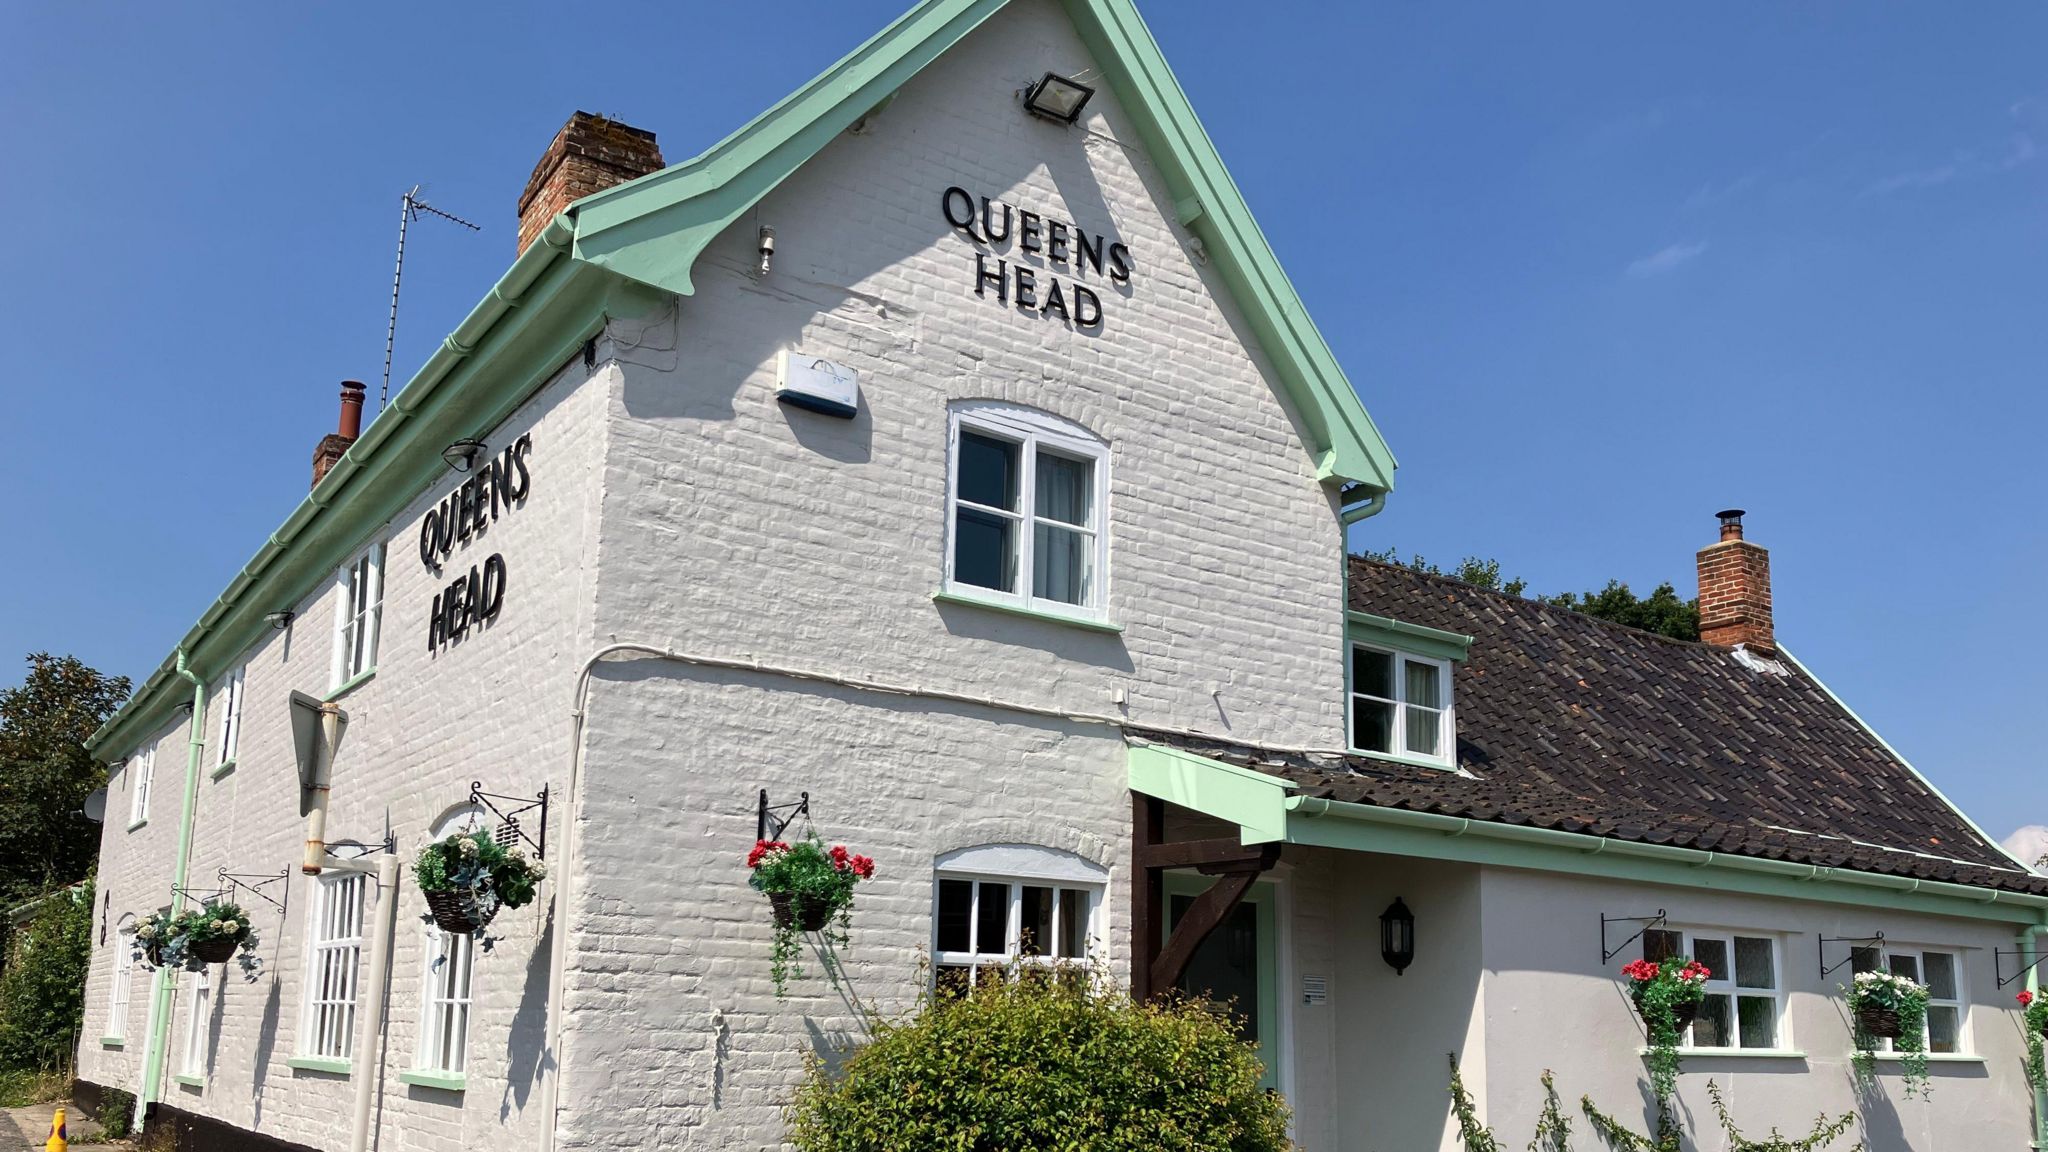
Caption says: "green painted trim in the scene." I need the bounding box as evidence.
[286,1055,353,1076]
[1646,1047,1806,1060]
[398,1069,467,1092]
[1346,611,1472,663]
[931,590,1124,634]
[209,758,236,781]
[324,667,377,703]
[142,656,206,1116]
[173,1073,204,1088]
[126,817,148,833]
[1781,645,2034,874]
[1860,1052,1986,1064]
[1164,873,1279,1091]
[1127,743,1291,844]
[99,1036,124,1049]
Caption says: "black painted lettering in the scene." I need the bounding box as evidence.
[1042,279,1069,321]
[1077,229,1104,277]
[1108,242,1132,284]
[428,591,446,652]
[1048,221,1070,264]
[979,197,1011,244]
[506,434,532,501]
[1019,211,1042,254]
[976,253,1007,302]
[481,553,506,619]
[1072,285,1102,328]
[1014,266,1037,310]
[419,512,440,573]
[942,186,977,235]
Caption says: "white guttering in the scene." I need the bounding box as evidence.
[348,852,401,1152]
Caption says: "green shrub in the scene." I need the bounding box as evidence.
[789,970,1291,1152]
[98,1086,135,1139]
[0,880,92,1072]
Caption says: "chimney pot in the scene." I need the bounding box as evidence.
[516,112,664,257]
[312,381,367,489]
[1697,509,1773,653]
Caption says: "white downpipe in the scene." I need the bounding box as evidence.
[349,852,401,1152]
[302,704,340,874]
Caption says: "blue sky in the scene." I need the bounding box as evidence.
[3,4,2042,843]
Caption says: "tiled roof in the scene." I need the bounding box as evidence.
[1146,558,2047,896]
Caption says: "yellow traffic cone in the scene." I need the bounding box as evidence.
[44,1106,66,1152]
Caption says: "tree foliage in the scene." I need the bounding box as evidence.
[0,654,129,905]
[789,971,1291,1152]
[0,879,93,1072]
[1357,552,1701,643]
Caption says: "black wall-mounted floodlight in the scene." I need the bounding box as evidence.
[1024,72,1094,124]
[441,438,488,473]
[265,611,295,631]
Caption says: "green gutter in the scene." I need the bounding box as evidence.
[140,651,206,1119]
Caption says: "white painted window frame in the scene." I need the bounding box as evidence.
[298,872,367,1061]
[128,740,156,827]
[1666,928,1789,1054]
[415,809,482,1075]
[943,403,1111,622]
[107,925,135,1039]
[931,855,1105,989]
[330,543,385,690]
[1347,644,1455,767]
[181,968,211,1078]
[215,665,245,768]
[1874,946,1970,1056]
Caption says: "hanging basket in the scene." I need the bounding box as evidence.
[769,892,834,933]
[1634,996,1699,1033]
[424,889,497,935]
[190,937,239,964]
[142,940,167,970]
[1858,1003,1904,1040]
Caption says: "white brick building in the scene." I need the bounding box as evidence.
[76,2,2048,1149]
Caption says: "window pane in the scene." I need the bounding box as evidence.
[954,508,1017,593]
[1032,523,1092,606]
[1057,889,1087,959]
[1851,946,1880,974]
[1351,699,1393,753]
[1692,937,1729,981]
[1926,1005,1960,1054]
[975,882,1009,956]
[935,879,972,953]
[1734,937,1775,990]
[1693,994,1732,1048]
[1643,930,1682,964]
[1403,660,1442,709]
[1737,995,1776,1049]
[1404,705,1442,757]
[1034,451,1092,528]
[958,432,1019,511]
[1353,649,1393,698]
[1020,886,1052,957]
[1923,952,1957,1001]
[1888,954,1920,984]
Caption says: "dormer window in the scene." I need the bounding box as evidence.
[1345,611,1470,769]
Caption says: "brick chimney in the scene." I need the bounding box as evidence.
[1697,509,1773,653]
[311,381,366,489]
[516,112,664,256]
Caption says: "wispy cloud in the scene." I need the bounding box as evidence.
[1682,172,1761,213]
[1862,131,2036,198]
[1626,240,1709,279]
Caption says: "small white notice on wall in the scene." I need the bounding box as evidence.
[775,351,860,418]
[1301,975,1328,1005]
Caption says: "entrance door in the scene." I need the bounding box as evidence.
[1165,875,1280,1091]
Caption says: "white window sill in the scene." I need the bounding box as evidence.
[1642,1047,1807,1060]
[174,1073,204,1089]
[99,1036,124,1049]
[286,1055,352,1076]
[325,667,377,703]
[210,758,236,781]
[126,817,149,833]
[932,589,1122,634]
[398,1069,467,1092]
[1861,1052,1984,1064]
[1346,747,1458,773]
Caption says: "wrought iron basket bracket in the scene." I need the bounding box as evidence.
[1996,948,2048,989]
[469,781,549,860]
[1600,909,1668,964]
[1819,932,1884,979]
[757,789,811,843]
[168,883,227,910]
[324,833,399,862]
[217,866,291,917]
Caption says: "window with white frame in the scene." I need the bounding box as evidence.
[181,969,211,1077]
[1857,946,1967,1054]
[944,404,1109,617]
[330,543,385,688]
[418,928,474,1075]
[1646,928,1785,1051]
[300,872,367,1061]
[216,665,245,768]
[931,845,1105,996]
[128,740,157,826]
[1349,645,1453,765]
[107,923,135,1039]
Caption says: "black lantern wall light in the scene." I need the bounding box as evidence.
[1380,897,1415,975]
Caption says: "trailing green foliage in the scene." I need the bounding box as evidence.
[0,880,92,1072]
[1448,1053,1500,1152]
[789,968,1290,1152]
[1620,957,1708,1115]
[1847,969,1931,1099]
[135,899,261,981]
[98,1086,135,1139]
[1454,1063,1861,1152]
[746,837,872,997]
[414,827,547,951]
[2020,991,2048,1093]
[0,654,128,905]
[1705,1080,1862,1152]
[1354,553,1701,642]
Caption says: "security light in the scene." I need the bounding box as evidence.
[265,610,295,631]
[441,438,488,473]
[1023,72,1094,124]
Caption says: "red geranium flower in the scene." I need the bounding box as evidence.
[829,844,851,870]
[1621,959,1660,982]
[746,839,788,869]
[851,854,875,879]
[2020,990,2035,1007]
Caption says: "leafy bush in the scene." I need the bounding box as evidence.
[98,1086,135,1139]
[0,880,92,1072]
[788,969,1290,1152]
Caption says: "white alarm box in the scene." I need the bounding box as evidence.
[775,351,860,418]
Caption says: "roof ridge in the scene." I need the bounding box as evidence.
[1347,554,1716,652]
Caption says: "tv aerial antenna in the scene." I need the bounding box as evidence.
[380,185,482,412]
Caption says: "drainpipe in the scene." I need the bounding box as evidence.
[2023,920,2048,1150]
[138,649,207,1131]
[349,852,401,1152]
[302,703,341,874]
